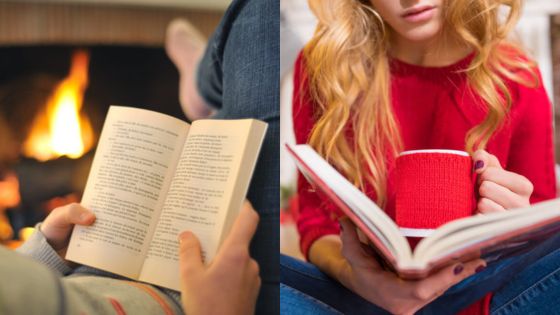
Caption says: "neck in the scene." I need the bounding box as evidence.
[389,31,472,67]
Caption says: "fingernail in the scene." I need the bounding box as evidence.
[474,160,484,170]
[177,231,190,243]
[177,232,186,242]
[454,264,464,275]
[475,265,486,273]
[80,212,92,221]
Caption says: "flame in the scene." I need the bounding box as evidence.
[23,50,94,161]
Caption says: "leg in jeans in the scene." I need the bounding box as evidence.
[281,283,343,315]
[196,0,280,313]
[281,232,560,314]
[489,247,560,314]
[280,254,390,315]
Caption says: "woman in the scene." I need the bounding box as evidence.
[281,0,559,314]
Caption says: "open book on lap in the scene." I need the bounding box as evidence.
[66,106,267,291]
[287,143,560,279]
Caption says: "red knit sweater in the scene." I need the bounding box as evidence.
[292,51,556,314]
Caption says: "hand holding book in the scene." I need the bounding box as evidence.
[37,199,261,315]
[178,200,261,315]
[40,203,96,263]
[337,218,485,315]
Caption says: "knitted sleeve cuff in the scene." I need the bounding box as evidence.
[300,226,340,261]
[16,223,73,276]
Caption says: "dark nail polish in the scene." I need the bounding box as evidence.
[474,160,484,170]
[475,265,486,273]
[453,264,464,275]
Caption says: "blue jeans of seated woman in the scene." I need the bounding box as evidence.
[280,232,560,314]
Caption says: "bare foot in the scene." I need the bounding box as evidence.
[166,19,215,120]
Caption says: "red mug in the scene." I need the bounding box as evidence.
[395,149,476,233]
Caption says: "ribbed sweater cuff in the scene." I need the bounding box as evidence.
[300,226,340,261]
[16,223,73,276]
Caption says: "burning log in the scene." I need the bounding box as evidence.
[13,152,93,228]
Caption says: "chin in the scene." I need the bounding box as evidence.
[398,20,442,42]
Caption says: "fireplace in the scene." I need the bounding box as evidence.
[0,1,224,246]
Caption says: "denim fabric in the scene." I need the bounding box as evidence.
[196,0,280,314]
[281,231,560,315]
[281,254,391,314]
[281,284,343,315]
[489,246,560,315]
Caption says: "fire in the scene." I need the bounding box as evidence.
[23,50,94,161]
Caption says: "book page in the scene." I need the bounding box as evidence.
[414,198,560,263]
[286,144,409,264]
[66,106,189,279]
[383,198,560,279]
[139,119,266,290]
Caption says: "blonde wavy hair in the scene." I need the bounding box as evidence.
[304,0,538,206]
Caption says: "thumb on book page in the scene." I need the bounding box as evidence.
[223,200,260,248]
[339,218,375,261]
[178,231,204,275]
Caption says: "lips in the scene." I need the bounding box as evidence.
[401,5,436,23]
[402,5,436,18]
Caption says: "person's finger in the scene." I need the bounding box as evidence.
[479,180,528,209]
[477,197,506,214]
[339,218,363,256]
[479,167,534,197]
[472,150,502,174]
[223,200,259,248]
[248,258,262,292]
[339,218,380,268]
[414,259,486,301]
[64,203,96,226]
[178,231,204,276]
[419,259,486,307]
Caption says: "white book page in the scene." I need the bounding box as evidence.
[66,106,189,279]
[413,198,560,264]
[289,144,410,261]
[139,120,260,290]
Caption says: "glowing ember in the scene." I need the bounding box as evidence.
[23,50,94,161]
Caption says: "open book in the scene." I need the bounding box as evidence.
[287,144,560,279]
[66,106,267,290]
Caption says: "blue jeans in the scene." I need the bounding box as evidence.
[281,232,560,314]
[196,0,279,314]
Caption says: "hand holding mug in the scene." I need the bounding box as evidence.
[473,150,533,213]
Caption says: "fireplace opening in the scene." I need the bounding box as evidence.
[0,45,186,245]
[23,49,94,162]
